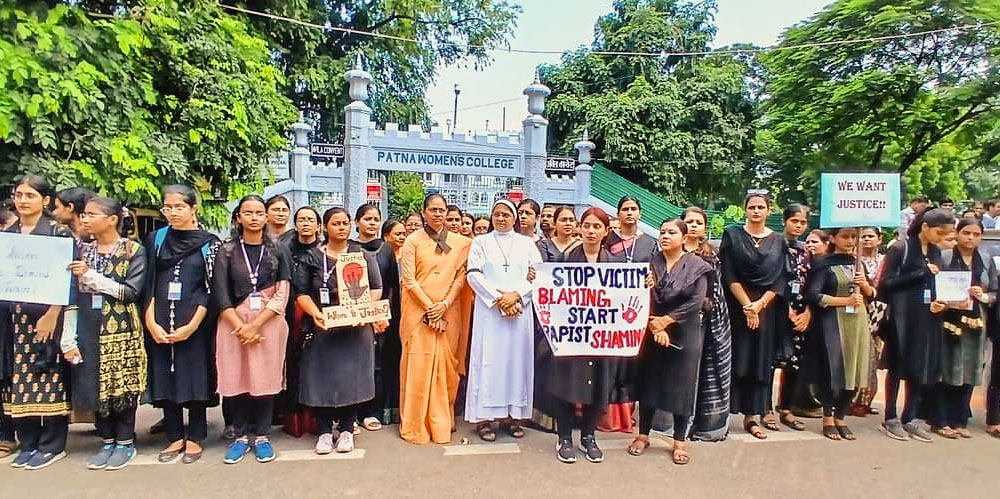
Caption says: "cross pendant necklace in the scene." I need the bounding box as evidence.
[494,233,515,273]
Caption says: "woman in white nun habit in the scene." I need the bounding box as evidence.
[464,199,543,441]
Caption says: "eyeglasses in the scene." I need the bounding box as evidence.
[160,205,190,214]
[747,189,769,195]
[81,212,108,219]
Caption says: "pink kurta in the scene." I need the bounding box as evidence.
[216,282,290,397]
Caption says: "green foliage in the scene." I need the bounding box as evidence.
[541,0,759,207]
[759,0,1000,205]
[388,172,424,220]
[0,1,297,221]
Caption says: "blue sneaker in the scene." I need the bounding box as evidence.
[254,438,276,463]
[223,438,251,464]
[105,444,136,471]
[10,449,36,468]
[25,451,67,470]
[86,443,116,470]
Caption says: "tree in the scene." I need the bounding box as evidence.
[0,1,296,216]
[759,0,1000,204]
[541,0,759,206]
[388,172,424,219]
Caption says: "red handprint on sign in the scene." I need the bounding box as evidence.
[536,300,552,326]
[621,296,643,324]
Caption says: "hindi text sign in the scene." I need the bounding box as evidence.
[819,173,901,228]
[533,262,650,357]
[320,252,390,328]
[0,232,73,305]
[935,271,972,303]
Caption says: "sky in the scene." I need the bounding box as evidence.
[425,0,833,133]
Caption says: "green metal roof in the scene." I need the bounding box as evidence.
[590,163,804,232]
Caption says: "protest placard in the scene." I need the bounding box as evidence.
[533,262,650,357]
[819,173,901,228]
[320,251,391,328]
[0,232,73,305]
[935,271,972,303]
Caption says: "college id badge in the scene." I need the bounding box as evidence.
[923,288,932,304]
[319,287,331,306]
[249,292,263,311]
[790,281,800,295]
[167,282,183,301]
[91,294,104,310]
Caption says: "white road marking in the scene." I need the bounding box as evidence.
[443,443,521,456]
[729,431,824,444]
[275,449,366,461]
[598,437,673,450]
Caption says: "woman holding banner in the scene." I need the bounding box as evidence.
[67,196,149,470]
[601,196,657,433]
[804,228,872,441]
[464,199,541,441]
[720,192,786,440]
[629,219,710,465]
[879,208,952,443]
[4,174,74,470]
[294,207,384,454]
[546,207,620,464]
[532,206,581,433]
[931,218,995,439]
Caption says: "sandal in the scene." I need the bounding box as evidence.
[362,417,383,432]
[508,423,525,439]
[0,440,17,459]
[932,426,959,439]
[627,436,650,456]
[836,425,856,441]
[987,427,1000,439]
[823,425,841,441]
[955,427,972,439]
[744,420,767,440]
[762,412,781,432]
[779,411,806,431]
[671,444,690,465]
[476,422,496,442]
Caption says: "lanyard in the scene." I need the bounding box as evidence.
[321,249,337,284]
[87,239,122,275]
[621,233,637,263]
[239,239,265,291]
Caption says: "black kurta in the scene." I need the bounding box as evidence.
[805,253,870,393]
[880,235,943,385]
[636,252,710,416]
[373,241,401,418]
[294,243,382,408]
[720,226,786,415]
[605,231,657,404]
[3,216,73,417]
[144,228,221,406]
[544,245,623,406]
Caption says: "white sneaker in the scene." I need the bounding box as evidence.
[335,431,354,453]
[315,433,334,455]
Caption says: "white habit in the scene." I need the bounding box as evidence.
[464,229,542,422]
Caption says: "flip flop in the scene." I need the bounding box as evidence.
[508,424,525,439]
[762,412,781,432]
[362,417,383,431]
[987,428,1000,439]
[823,425,841,441]
[744,420,767,440]
[672,446,690,465]
[476,423,496,442]
[836,425,856,441]
[780,413,806,431]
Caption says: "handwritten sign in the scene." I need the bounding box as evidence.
[533,262,650,357]
[0,232,73,305]
[935,271,971,303]
[320,252,390,328]
[819,173,901,228]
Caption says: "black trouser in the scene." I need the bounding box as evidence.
[900,382,926,424]
[820,388,854,419]
[227,395,274,438]
[14,416,68,454]
[162,401,208,443]
[884,370,902,421]
[553,402,604,441]
[988,342,1000,426]
[96,406,137,444]
[315,404,359,435]
[638,405,690,442]
[222,397,233,426]
[0,406,14,442]
[928,384,974,428]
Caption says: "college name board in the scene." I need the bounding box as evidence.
[374,148,519,172]
[310,143,344,162]
[545,156,576,173]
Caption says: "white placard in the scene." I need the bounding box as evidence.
[935,271,971,302]
[0,232,73,305]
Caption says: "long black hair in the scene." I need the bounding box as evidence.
[162,184,198,207]
[13,174,54,213]
[782,203,809,221]
[381,219,403,239]
[231,194,267,238]
[55,187,93,215]
[618,196,641,212]
[87,196,125,235]
[907,207,955,238]
[322,206,351,243]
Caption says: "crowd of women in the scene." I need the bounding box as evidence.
[1,173,999,471]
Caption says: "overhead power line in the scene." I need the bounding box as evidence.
[214,4,998,58]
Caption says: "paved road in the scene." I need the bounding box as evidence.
[2,392,998,499]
